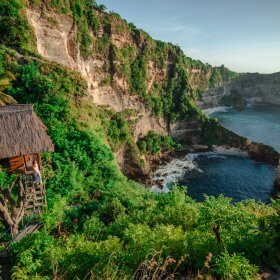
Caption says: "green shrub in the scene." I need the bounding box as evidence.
[124,223,188,269]
[209,68,222,88]
[158,187,199,230]
[107,112,130,151]
[99,197,126,224]
[78,21,93,57]
[86,8,101,34]
[213,252,259,280]
[137,140,147,154]
[137,131,180,155]
[83,215,105,239]
[100,75,111,86]
[130,57,147,95]
[94,34,111,57]
[0,0,36,54]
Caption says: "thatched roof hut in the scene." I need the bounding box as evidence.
[0,104,54,160]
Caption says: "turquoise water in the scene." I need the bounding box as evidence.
[180,104,280,202]
[212,104,280,152]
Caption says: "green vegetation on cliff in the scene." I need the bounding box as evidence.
[0,0,36,54]
[0,1,279,279]
[137,131,180,155]
[23,0,237,122]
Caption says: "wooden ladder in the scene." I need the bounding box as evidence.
[23,173,46,216]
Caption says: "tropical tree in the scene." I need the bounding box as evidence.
[0,171,25,235]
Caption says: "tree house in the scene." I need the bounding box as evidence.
[0,104,54,234]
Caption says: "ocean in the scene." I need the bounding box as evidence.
[211,104,280,152]
[152,104,280,202]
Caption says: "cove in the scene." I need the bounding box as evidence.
[152,104,280,202]
[178,152,277,203]
[181,104,280,202]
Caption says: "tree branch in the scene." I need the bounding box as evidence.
[5,185,16,216]
[17,179,25,209]
[0,200,13,227]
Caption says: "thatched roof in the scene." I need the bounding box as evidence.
[0,104,54,159]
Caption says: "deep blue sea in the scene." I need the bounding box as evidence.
[180,104,280,202]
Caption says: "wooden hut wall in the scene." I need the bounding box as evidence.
[0,153,41,173]
[7,156,25,173]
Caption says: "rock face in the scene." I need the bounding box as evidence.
[246,141,279,166]
[25,6,233,142]
[25,4,239,140]
[26,8,167,140]
[198,72,280,109]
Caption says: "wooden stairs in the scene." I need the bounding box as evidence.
[23,173,46,217]
[0,173,45,263]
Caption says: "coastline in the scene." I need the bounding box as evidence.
[202,106,232,116]
[151,138,278,199]
[151,144,249,194]
[150,104,279,198]
[212,145,248,157]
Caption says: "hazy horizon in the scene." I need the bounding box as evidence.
[100,0,280,74]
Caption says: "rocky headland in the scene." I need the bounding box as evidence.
[198,72,280,109]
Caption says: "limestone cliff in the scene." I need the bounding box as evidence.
[24,3,236,141]
[25,7,168,140]
[198,72,280,109]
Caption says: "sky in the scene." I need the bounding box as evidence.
[100,0,280,73]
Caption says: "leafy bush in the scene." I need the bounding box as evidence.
[213,251,259,280]
[124,223,188,269]
[157,187,199,230]
[130,57,147,95]
[99,197,126,224]
[107,112,130,151]
[137,131,180,155]
[83,215,105,239]
[209,68,222,88]
[0,0,36,54]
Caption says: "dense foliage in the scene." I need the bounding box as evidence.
[137,131,180,155]
[107,112,131,151]
[0,43,279,280]
[0,1,278,279]
[0,0,36,54]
